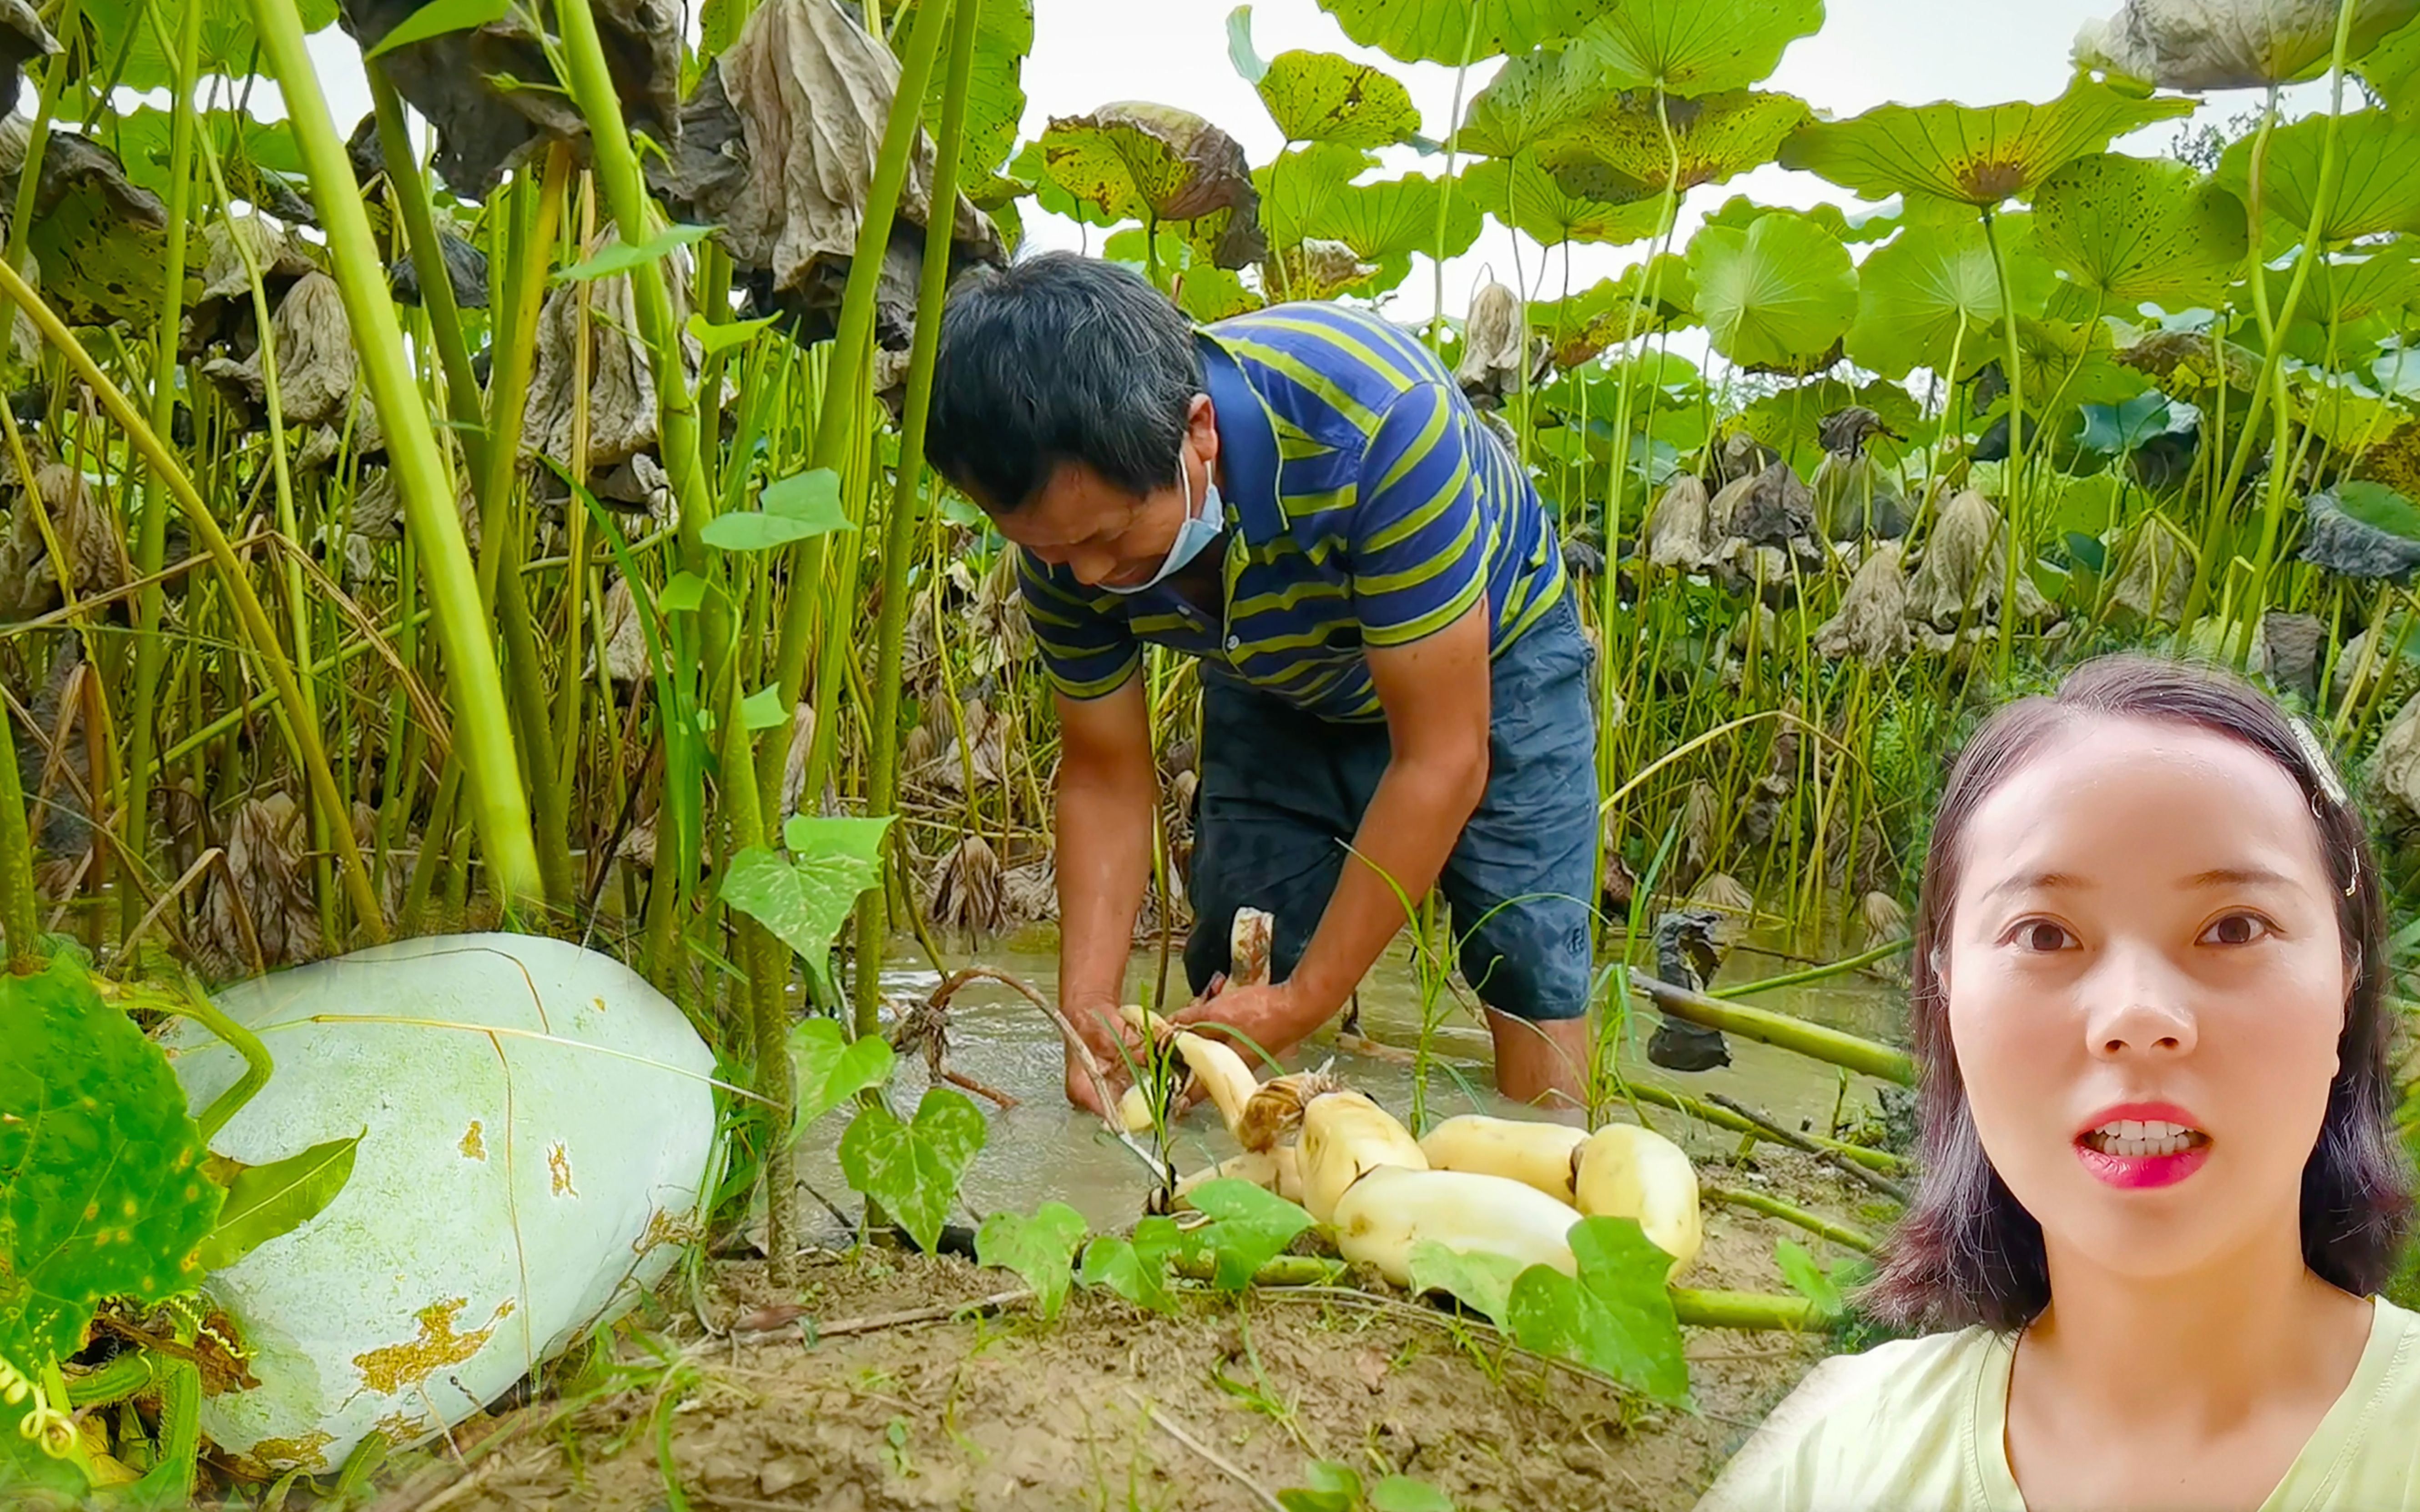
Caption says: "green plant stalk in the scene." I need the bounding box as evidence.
[715,668,796,1284]
[247,0,541,913]
[1670,1287,1833,1332]
[368,67,488,482]
[0,255,389,938]
[1711,936,1911,999]
[851,0,981,1038]
[0,687,36,968]
[1980,207,2027,681]
[119,0,199,945]
[1632,971,1916,1085]
[477,149,569,604]
[126,1314,200,1502]
[1701,1186,1878,1252]
[761,0,956,801]
[171,970,273,1140]
[2234,0,2364,658]
[1427,0,1485,343]
[62,1351,153,1408]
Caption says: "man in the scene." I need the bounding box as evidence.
[926,253,1598,1110]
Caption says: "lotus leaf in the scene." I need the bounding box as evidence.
[13,123,182,332]
[1538,88,1811,203]
[1256,142,1375,249]
[1176,263,1263,321]
[1845,215,2023,379]
[891,0,1034,180]
[338,0,681,199]
[2304,481,2420,580]
[2276,245,2420,327]
[2215,109,2420,247]
[2074,0,2420,90]
[2265,611,2329,701]
[77,0,337,93]
[1904,488,2055,626]
[1009,140,1123,228]
[2032,152,2247,309]
[2360,15,2420,121]
[1456,41,1616,159]
[1462,154,1666,245]
[2015,315,2151,409]
[1314,0,1621,65]
[1308,171,1485,264]
[1577,0,1825,96]
[1778,76,2193,206]
[1255,48,1422,147]
[1687,210,1857,372]
[1042,103,1267,267]
[1702,195,1899,243]
[2105,517,2194,624]
[1815,542,1911,661]
[1263,238,1384,301]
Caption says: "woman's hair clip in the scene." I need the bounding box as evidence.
[2289,715,2350,809]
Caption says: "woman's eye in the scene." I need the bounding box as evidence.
[2014,920,2074,952]
[2199,912,2271,946]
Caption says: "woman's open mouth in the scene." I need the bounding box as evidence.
[2073,1107,2212,1189]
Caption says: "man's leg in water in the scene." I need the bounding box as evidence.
[1438,592,1601,1108]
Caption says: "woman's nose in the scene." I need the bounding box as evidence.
[2082,942,2199,1059]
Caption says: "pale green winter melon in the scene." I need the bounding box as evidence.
[161,934,720,1475]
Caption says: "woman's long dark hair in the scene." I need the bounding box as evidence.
[1863,654,2412,1331]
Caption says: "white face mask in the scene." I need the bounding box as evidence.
[1102,452,1224,596]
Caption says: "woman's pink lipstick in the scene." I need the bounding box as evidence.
[2073,1101,2211,1190]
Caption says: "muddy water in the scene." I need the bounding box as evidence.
[792,930,1907,1234]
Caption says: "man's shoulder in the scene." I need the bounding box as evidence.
[1209,302,1446,390]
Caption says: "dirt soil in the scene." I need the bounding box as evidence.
[360,1170,1860,1512]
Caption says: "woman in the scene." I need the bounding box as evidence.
[1699,656,2418,1512]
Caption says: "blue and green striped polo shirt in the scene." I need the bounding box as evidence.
[1016,301,1568,723]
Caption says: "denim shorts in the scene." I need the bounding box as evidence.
[1183,593,1600,1021]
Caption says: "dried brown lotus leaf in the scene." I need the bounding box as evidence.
[1456,281,1524,402]
[349,466,402,539]
[1645,475,1713,569]
[197,215,319,306]
[0,461,131,618]
[0,114,160,231]
[0,0,57,118]
[593,576,651,684]
[1264,238,1378,301]
[1001,858,1057,923]
[653,0,1001,342]
[200,271,359,430]
[2075,0,2420,90]
[1902,489,2053,628]
[1814,541,1911,664]
[928,833,1006,938]
[523,233,702,474]
[339,0,684,199]
[2369,689,2420,824]
[1859,889,1910,946]
[200,793,322,976]
[779,702,815,819]
[2106,518,2193,625]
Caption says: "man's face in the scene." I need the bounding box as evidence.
[992,396,1220,590]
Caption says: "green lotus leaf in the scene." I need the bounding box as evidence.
[1255,142,1375,248]
[1256,48,1421,147]
[1040,102,1268,266]
[1702,194,1899,243]
[2215,110,2420,249]
[1315,0,1620,65]
[1578,0,1825,96]
[1845,216,2017,378]
[1307,171,1486,263]
[1537,89,1810,202]
[1778,75,2194,206]
[2032,152,2247,309]
[1738,377,1925,455]
[79,0,340,93]
[1687,209,1857,371]
[2076,0,2420,91]
[1530,259,1697,365]
[1456,41,1617,159]
[2016,316,2152,410]
[893,0,1033,181]
[1175,263,1263,321]
[1464,154,1667,245]
[2360,15,2420,122]
[2267,243,2420,326]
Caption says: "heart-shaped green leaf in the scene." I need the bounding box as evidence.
[1307,171,1486,262]
[1407,1240,1528,1326]
[838,1089,988,1255]
[788,1018,896,1140]
[1079,1215,1184,1313]
[1370,1478,1457,1512]
[976,1202,1089,1318]
[1688,209,1858,370]
[1779,76,2194,205]
[1537,88,1810,202]
[1772,1239,1843,1315]
[1504,1216,1689,1403]
[702,468,853,552]
[1315,0,1621,65]
[1578,0,1824,96]
[2216,109,2420,249]
[720,816,894,1001]
[2032,152,2247,308]
[194,1131,361,1275]
[1463,155,1666,245]
[0,959,223,1370]
[1845,214,2029,378]
[1257,49,1421,147]
[1184,1180,1315,1291]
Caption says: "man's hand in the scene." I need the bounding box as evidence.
[1061,1000,1143,1119]
[1170,979,1324,1072]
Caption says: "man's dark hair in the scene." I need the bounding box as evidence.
[1865,653,2413,1331]
[927,252,1204,515]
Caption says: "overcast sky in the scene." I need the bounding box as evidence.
[292,0,2316,322]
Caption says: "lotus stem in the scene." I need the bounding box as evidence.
[854,0,981,1037]
[1670,1287,1834,1332]
[246,0,541,917]
[1710,936,1910,999]
[1701,1185,1878,1252]
[1631,971,1916,1086]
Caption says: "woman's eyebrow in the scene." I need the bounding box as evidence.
[2182,866,2294,889]
[1979,869,2087,902]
